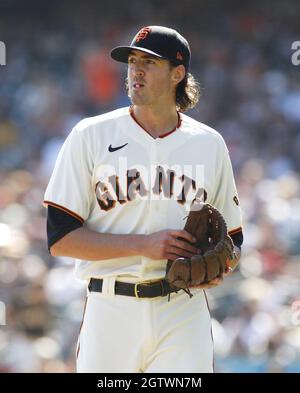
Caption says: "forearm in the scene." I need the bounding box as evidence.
[50,226,146,260]
[50,226,198,262]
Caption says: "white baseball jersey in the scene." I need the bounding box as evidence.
[44,106,242,281]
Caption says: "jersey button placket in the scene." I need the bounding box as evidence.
[150,140,167,231]
[148,142,158,232]
[156,139,169,225]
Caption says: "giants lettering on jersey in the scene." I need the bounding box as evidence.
[95,165,207,211]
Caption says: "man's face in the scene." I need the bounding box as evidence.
[127,50,178,107]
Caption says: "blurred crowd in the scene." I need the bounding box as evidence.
[1,0,300,372]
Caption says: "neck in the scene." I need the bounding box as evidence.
[131,105,179,138]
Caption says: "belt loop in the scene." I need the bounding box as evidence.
[101,277,116,297]
[87,278,94,296]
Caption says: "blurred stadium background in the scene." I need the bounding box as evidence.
[1,0,300,372]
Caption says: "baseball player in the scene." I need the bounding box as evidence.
[44,26,243,373]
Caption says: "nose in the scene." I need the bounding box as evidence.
[133,69,144,77]
[130,61,145,77]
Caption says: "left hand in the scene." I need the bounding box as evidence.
[190,275,224,289]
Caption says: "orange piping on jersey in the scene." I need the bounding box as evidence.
[159,112,181,138]
[129,106,181,139]
[43,200,85,224]
[228,226,243,236]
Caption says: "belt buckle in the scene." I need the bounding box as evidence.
[134,280,156,298]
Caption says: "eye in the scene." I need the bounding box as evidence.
[146,59,156,64]
[128,57,136,64]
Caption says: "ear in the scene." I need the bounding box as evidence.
[171,65,186,85]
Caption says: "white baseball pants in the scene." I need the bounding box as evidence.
[76,277,213,373]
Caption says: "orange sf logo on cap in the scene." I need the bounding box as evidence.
[135,27,151,42]
[176,52,183,61]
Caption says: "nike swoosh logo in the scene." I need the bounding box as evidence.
[108,143,128,152]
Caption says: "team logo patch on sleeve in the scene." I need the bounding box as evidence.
[233,195,239,206]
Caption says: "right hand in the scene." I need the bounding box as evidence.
[141,229,200,261]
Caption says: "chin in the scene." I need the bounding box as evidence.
[130,94,148,106]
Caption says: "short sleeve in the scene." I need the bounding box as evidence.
[47,205,83,250]
[209,137,243,234]
[43,126,94,222]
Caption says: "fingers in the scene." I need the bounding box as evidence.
[165,254,177,261]
[171,230,196,244]
[190,275,223,289]
[167,246,197,259]
[190,283,217,289]
[209,276,223,285]
[166,253,188,261]
[171,238,199,254]
[224,266,233,275]
[162,230,200,260]
[169,230,200,255]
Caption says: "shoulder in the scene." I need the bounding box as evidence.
[180,113,228,149]
[73,107,130,134]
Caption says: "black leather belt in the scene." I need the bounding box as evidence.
[88,278,177,298]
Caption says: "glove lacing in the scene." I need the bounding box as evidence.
[167,260,194,302]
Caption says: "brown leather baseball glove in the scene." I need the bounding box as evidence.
[165,203,236,298]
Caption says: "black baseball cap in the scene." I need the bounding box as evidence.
[110,26,191,71]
